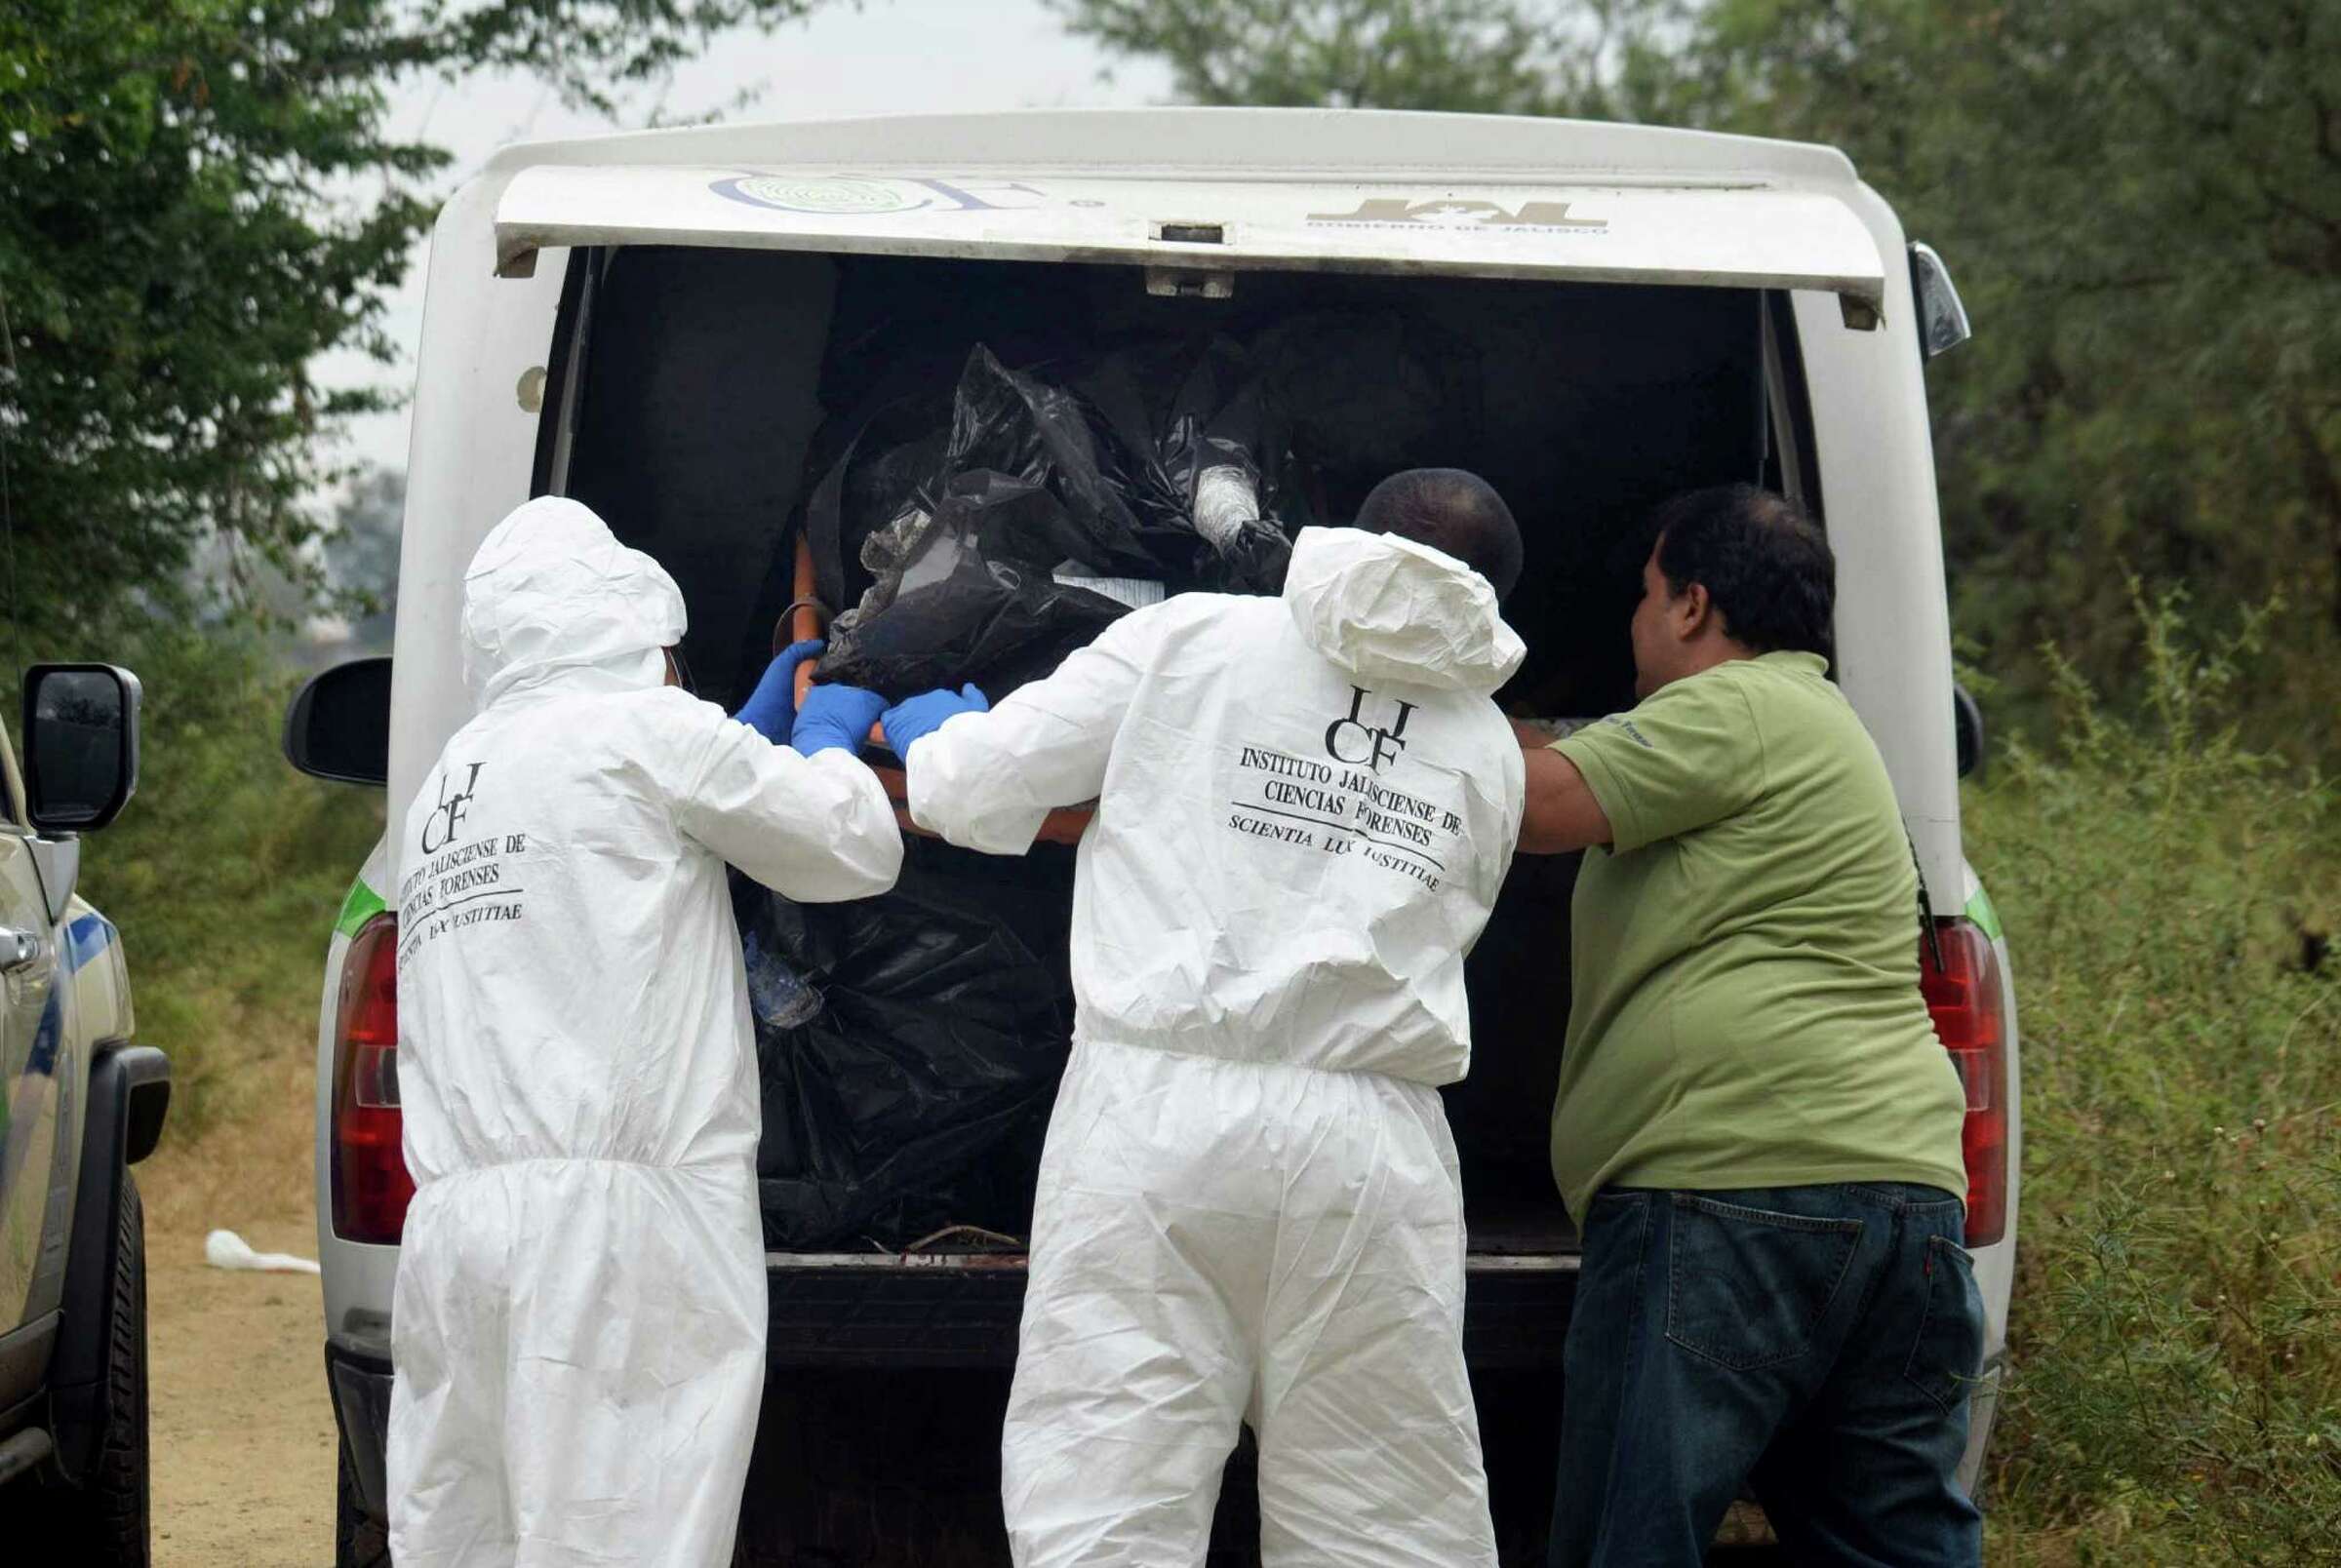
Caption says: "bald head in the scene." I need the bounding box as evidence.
[1354,468,1524,601]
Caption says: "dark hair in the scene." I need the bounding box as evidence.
[1355,468,1525,601]
[1649,485,1835,660]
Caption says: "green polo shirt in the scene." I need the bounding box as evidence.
[1547,651,1967,1223]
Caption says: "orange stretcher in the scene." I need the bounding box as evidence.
[785,533,1093,845]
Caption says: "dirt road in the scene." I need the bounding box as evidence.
[143,1068,337,1565]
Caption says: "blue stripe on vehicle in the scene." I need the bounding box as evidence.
[1,991,64,1195]
[64,913,113,975]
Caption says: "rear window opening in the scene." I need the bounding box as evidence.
[540,246,1817,1258]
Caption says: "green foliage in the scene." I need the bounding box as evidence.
[1687,0,2341,764]
[0,0,828,623]
[36,620,381,1141]
[0,0,428,614]
[1964,591,2341,1562]
[1063,0,1604,115]
[1055,0,1686,118]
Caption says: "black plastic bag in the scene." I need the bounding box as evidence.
[814,347,1160,696]
[814,341,1307,698]
[1253,311,1472,476]
[817,469,1134,697]
[739,838,1078,1251]
[1079,336,1297,593]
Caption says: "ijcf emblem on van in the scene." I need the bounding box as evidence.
[709,175,1062,216]
[714,176,925,216]
[1307,197,1607,232]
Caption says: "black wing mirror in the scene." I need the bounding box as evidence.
[1909,242,1972,359]
[1954,684,1986,780]
[285,656,392,787]
[22,663,142,834]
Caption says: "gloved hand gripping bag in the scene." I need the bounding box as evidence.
[735,837,1078,1250]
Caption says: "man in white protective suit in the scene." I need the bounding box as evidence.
[385,495,905,1568]
[862,468,1529,1566]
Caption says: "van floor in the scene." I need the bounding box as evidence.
[1468,1186,1584,1253]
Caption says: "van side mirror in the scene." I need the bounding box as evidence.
[1954,684,1986,779]
[22,663,142,834]
[285,656,392,787]
[1909,243,1972,359]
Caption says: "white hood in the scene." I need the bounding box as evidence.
[459,495,687,706]
[1282,527,1526,694]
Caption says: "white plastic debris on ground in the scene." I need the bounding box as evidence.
[204,1229,322,1275]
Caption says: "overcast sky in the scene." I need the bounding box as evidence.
[319,0,1168,476]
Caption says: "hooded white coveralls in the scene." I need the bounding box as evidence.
[901,527,1528,1567]
[385,498,903,1568]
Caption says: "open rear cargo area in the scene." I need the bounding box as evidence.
[544,245,1806,1265]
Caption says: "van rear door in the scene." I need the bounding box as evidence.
[492,167,1885,308]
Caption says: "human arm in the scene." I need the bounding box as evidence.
[1541,672,1766,853]
[1517,744,1614,853]
[891,616,1151,855]
[673,712,903,901]
[731,638,826,744]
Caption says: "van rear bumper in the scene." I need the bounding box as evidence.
[327,1255,1582,1537]
[325,1338,395,1522]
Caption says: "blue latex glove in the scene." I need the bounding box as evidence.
[733,639,826,744]
[880,685,990,758]
[791,683,889,758]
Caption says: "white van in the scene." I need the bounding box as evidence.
[288,107,2020,1565]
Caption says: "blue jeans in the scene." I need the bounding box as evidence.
[1550,1184,1985,1567]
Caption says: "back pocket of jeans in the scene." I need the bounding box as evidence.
[1665,1196,1863,1372]
[1904,1234,1987,1411]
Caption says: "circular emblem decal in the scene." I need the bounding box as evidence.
[714,176,926,216]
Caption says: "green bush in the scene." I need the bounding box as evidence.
[1970,590,2341,1563]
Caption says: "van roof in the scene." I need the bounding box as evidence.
[480,106,1861,192]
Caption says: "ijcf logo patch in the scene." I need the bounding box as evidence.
[1325,687,1417,774]
[420,763,484,854]
[1306,197,1607,231]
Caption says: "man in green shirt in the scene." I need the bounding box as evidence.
[1517,486,1983,1567]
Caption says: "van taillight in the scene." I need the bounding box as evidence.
[1921,919,2009,1247]
[332,914,413,1244]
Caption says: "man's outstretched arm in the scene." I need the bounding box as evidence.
[1517,737,1613,854]
[889,613,1156,855]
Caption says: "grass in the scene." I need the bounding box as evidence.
[57,595,2340,1559]
[1969,592,2341,1564]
